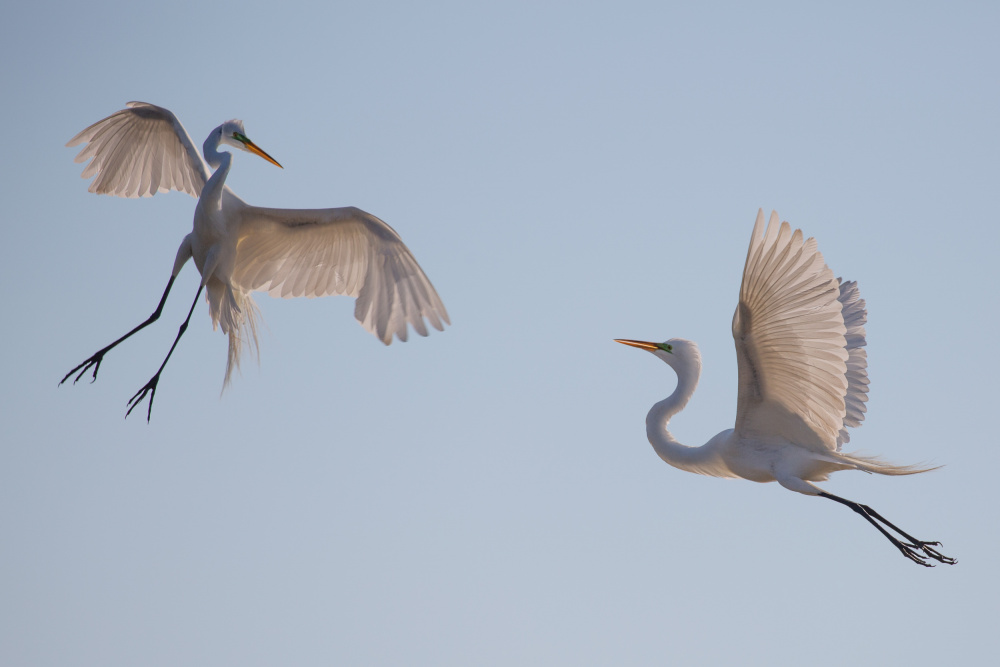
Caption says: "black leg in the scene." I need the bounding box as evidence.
[60,276,177,386]
[126,284,204,422]
[819,491,956,567]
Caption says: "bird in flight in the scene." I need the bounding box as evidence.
[617,210,955,567]
[61,102,449,421]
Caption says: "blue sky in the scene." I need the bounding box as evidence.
[2,2,998,665]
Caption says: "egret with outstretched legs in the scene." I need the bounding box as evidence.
[61,102,449,421]
[617,210,955,566]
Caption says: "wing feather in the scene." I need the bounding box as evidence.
[232,205,449,344]
[732,210,851,451]
[835,279,869,447]
[67,101,209,199]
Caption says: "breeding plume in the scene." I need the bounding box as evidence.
[61,102,449,420]
[617,210,955,566]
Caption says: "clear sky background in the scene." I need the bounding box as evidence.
[2,1,998,665]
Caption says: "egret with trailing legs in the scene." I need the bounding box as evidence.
[616,210,955,566]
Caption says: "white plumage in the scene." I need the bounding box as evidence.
[617,210,955,566]
[62,102,449,420]
[68,102,207,198]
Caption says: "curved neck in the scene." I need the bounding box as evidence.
[201,133,233,206]
[645,356,715,473]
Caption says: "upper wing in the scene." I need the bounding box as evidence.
[835,279,869,448]
[67,101,209,198]
[731,210,849,452]
[231,205,449,344]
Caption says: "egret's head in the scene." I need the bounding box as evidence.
[217,119,283,168]
[615,337,701,374]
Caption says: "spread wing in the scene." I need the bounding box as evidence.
[731,210,849,452]
[835,279,869,448]
[231,205,449,344]
[67,101,209,198]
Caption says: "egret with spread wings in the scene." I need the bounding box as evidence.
[616,210,954,567]
[61,102,449,421]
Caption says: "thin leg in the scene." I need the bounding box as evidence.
[60,276,177,386]
[126,284,204,422]
[819,491,956,567]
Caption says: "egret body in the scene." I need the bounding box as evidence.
[61,102,449,420]
[617,210,955,567]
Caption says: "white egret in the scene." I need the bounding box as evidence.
[617,210,955,567]
[60,102,449,421]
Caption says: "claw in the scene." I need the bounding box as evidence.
[60,352,105,386]
[126,374,160,422]
[893,538,956,567]
[918,542,957,565]
[898,545,934,567]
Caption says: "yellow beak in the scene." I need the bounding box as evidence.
[614,339,660,351]
[242,138,283,168]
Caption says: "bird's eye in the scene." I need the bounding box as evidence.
[663,343,673,353]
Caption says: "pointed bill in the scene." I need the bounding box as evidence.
[240,136,283,168]
[615,339,659,351]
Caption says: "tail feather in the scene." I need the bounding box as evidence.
[838,451,941,476]
[207,280,262,389]
[224,293,261,389]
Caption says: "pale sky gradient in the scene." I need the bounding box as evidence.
[2,2,998,665]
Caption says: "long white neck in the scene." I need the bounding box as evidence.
[645,352,725,475]
[201,132,233,208]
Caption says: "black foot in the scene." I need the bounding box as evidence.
[819,492,957,568]
[126,373,161,422]
[60,352,106,386]
[899,539,957,567]
[861,503,957,567]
